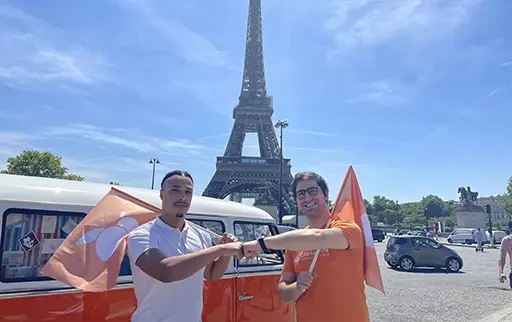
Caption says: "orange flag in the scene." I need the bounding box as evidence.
[331,165,385,294]
[41,187,160,292]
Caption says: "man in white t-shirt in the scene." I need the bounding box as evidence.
[127,170,243,322]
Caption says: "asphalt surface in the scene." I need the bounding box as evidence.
[365,239,512,322]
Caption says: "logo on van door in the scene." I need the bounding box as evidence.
[18,231,40,253]
[75,211,140,261]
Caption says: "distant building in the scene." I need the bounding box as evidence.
[474,196,510,222]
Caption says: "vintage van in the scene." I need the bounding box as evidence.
[0,174,295,321]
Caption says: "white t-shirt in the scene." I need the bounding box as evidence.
[127,217,212,322]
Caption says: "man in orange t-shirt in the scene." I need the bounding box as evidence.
[242,171,370,322]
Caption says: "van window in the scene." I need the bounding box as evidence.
[188,218,225,245]
[0,208,132,282]
[233,221,283,267]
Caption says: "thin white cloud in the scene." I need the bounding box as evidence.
[196,133,230,141]
[289,129,340,138]
[0,127,220,184]
[0,131,43,170]
[287,146,352,155]
[498,61,512,67]
[43,124,220,160]
[0,5,115,91]
[324,0,482,55]
[171,79,234,117]
[483,86,505,101]
[116,0,230,68]
[347,79,407,107]
[423,85,508,139]
[288,128,403,144]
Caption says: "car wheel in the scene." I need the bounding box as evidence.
[399,256,415,272]
[378,239,383,242]
[447,239,453,243]
[465,239,473,245]
[446,257,462,273]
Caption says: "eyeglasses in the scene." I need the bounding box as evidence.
[296,187,319,200]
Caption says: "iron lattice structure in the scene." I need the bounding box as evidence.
[202,0,295,215]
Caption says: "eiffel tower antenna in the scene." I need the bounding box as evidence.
[238,0,268,109]
[202,0,295,223]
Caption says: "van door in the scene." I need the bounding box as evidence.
[188,217,236,322]
[232,221,294,322]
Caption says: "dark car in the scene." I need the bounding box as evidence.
[371,228,385,242]
[384,235,463,273]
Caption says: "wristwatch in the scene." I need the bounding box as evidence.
[257,236,273,254]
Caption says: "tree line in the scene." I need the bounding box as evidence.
[1,150,121,185]
[2,150,511,229]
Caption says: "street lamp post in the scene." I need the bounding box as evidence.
[396,200,401,227]
[275,120,288,225]
[149,158,160,190]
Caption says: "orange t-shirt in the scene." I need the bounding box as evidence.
[282,219,369,322]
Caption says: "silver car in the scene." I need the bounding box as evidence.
[384,235,463,273]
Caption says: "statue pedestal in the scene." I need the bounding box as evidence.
[456,204,486,229]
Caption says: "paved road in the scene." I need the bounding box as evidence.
[366,240,512,322]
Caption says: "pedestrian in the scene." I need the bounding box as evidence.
[242,171,371,322]
[474,228,485,251]
[498,221,512,288]
[126,170,243,322]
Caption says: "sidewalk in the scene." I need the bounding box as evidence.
[476,307,512,322]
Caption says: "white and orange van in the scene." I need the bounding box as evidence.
[0,174,295,321]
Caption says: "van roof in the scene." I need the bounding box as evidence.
[0,174,275,221]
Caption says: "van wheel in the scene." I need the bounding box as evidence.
[446,257,462,273]
[465,239,473,245]
[378,238,383,242]
[399,256,415,272]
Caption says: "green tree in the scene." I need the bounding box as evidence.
[500,177,512,219]
[364,199,373,215]
[327,199,333,212]
[1,150,84,181]
[372,196,397,224]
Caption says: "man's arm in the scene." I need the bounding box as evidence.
[205,256,232,281]
[277,272,303,303]
[263,228,349,251]
[128,230,241,283]
[499,239,509,276]
[264,220,361,252]
[204,233,239,281]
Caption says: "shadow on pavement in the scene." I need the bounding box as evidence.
[387,267,466,274]
[486,286,512,291]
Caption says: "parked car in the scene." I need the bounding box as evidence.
[384,235,463,273]
[371,228,385,242]
[487,230,507,244]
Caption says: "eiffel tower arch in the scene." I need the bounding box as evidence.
[202,0,295,223]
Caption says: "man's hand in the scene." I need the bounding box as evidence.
[296,271,314,293]
[219,233,238,244]
[242,240,262,259]
[219,242,243,259]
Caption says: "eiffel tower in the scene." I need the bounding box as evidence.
[202,0,295,222]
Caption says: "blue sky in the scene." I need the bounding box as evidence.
[0,0,511,203]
